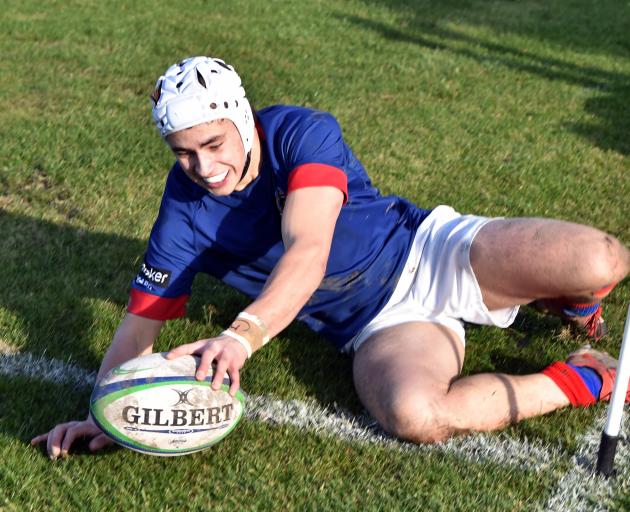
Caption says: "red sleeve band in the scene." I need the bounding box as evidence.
[287,163,348,204]
[127,289,189,320]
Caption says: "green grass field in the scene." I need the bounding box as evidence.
[1,0,629,510]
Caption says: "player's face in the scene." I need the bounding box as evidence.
[166,120,246,196]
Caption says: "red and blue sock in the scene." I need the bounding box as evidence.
[556,282,616,319]
[567,364,602,398]
[561,302,600,318]
[542,362,603,407]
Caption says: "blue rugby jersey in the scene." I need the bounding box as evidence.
[129,105,431,350]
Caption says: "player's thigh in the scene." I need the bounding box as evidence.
[352,321,464,435]
[470,217,627,310]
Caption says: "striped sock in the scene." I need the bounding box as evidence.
[542,361,601,407]
[567,363,602,398]
[561,302,600,318]
[558,282,617,318]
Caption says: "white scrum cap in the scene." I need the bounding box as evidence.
[151,56,255,154]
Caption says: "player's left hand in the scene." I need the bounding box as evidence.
[166,335,248,396]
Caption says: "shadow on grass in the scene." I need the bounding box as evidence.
[0,374,124,461]
[337,0,630,155]
[356,0,629,56]
[0,208,358,414]
[571,84,630,156]
[0,208,145,367]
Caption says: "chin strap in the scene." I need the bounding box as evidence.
[237,150,252,185]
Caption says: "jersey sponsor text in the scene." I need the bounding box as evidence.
[137,262,171,288]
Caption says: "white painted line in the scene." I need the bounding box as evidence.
[1,350,561,471]
[0,351,96,389]
[544,412,629,511]
[247,394,561,471]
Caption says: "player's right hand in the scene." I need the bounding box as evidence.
[30,415,113,460]
[166,335,248,396]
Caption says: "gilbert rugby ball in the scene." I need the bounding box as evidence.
[90,352,246,456]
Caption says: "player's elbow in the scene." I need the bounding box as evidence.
[312,248,329,280]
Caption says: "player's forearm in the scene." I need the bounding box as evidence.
[96,314,163,380]
[97,335,151,381]
[223,187,342,354]
[244,241,328,339]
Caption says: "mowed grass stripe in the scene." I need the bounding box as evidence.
[2,349,560,471]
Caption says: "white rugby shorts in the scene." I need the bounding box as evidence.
[342,205,519,354]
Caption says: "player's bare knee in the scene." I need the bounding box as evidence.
[585,234,630,290]
[612,237,630,278]
[383,397,452,444]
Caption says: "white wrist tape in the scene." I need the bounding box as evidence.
[236,312,270,345]
[221,329,252,359]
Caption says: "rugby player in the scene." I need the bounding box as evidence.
[33,56,630,458]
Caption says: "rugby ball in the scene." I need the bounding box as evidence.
[90,352,246,456]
